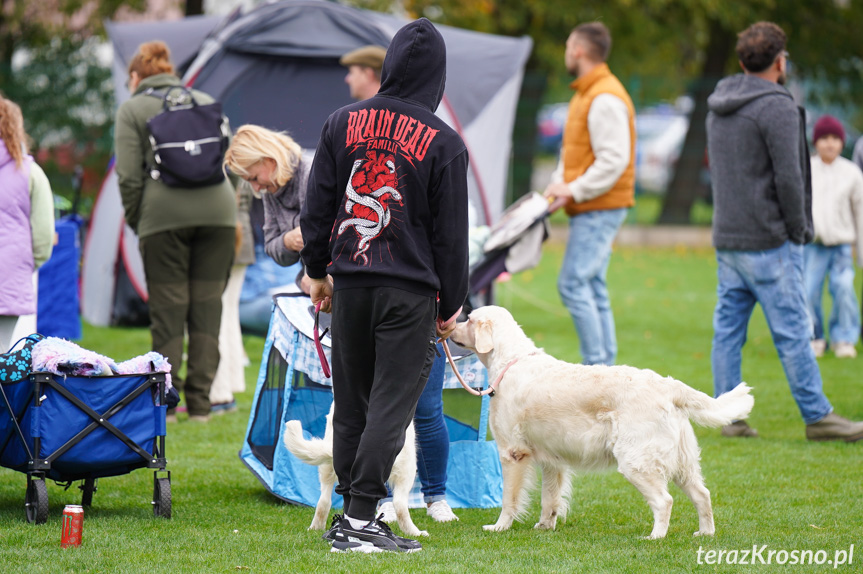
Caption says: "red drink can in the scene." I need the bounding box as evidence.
[61,505,84,548]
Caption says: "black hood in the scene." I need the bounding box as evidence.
[378,18,446,112]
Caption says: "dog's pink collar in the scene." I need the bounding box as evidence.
[443,340,539,397]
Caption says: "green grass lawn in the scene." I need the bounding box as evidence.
[1,237,861,573]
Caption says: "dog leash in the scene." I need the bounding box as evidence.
[313,308,524,390]
[313,301,331,378]
[441,339,515,397]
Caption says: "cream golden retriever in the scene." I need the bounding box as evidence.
[283,405,427,537]
[449,306,754,539]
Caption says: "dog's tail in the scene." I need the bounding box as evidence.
[674,381,754,427]
[283,420,333,466]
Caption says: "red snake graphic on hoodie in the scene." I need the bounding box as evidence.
[338,150,402,265]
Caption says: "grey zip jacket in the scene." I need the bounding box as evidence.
[706,74,813,250]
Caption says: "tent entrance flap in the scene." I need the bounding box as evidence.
[247,344,287,470]
[239,294,502,509]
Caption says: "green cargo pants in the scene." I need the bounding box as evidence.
[140,226,235,417]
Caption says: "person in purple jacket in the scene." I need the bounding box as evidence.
[0,95,54,351]
[300,18,469,553]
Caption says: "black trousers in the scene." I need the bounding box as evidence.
[139,226,235,416]
[330,286,437,521]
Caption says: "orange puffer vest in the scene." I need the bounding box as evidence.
[561,63,636,216]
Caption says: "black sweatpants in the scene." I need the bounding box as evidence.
[330,286,437,521]
[139,226,235,416]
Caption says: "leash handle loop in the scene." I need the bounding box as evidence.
[314,301,331,378]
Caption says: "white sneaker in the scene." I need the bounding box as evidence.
[832,342,858,359]
[377,501,397,523]
[811,339,826,358]
[426,500,459,522]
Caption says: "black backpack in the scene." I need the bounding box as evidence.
[144,86,230,188]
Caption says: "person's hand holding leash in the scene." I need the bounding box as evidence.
[309,275,333,313]
[436,315,457,340]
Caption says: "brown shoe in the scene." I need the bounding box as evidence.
[721,420,759,438]
[806,412,863,442]
[188,414,210,423]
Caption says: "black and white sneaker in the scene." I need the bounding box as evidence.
[330,514,422,553]
[321,513,343,542]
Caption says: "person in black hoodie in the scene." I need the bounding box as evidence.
[300,18,469,553]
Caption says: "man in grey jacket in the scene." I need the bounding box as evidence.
[707,21,863,442]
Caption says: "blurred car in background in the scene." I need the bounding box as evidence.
[536,102,570,155]
[535,99,691,194]
[536,94,863,197]
[635,104,689,194]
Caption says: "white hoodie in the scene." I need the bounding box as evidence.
[810,154,863,265]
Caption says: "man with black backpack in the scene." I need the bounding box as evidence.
[114,40,236,423]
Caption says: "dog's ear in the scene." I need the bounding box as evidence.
[474,319,494,354]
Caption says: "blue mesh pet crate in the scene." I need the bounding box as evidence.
[239,293,502,509]
[0,336,171,524]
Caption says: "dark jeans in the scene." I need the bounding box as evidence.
[139,226,235,416]
[330,286,436,521]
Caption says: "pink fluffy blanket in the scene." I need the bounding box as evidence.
[31,337,173,389]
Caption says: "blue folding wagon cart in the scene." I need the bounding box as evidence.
[0,337,171,524]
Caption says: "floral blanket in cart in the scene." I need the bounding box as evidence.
[1,334,173,389]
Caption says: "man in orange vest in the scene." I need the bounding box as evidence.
[543,22,636,365]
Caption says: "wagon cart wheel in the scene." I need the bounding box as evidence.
[80,478,97,507]
[153,477,171,519]
[25,478,49,524]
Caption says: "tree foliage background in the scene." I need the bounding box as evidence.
[359,0,863,221]
[3,0,863,220]
[0,0,144,209]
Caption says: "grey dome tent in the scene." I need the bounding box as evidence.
[82,0,532,326]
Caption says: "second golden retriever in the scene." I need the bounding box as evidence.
[283,405,427,538]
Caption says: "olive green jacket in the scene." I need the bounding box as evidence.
[114,73,236,238]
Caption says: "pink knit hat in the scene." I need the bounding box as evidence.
[813,115,845,145]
